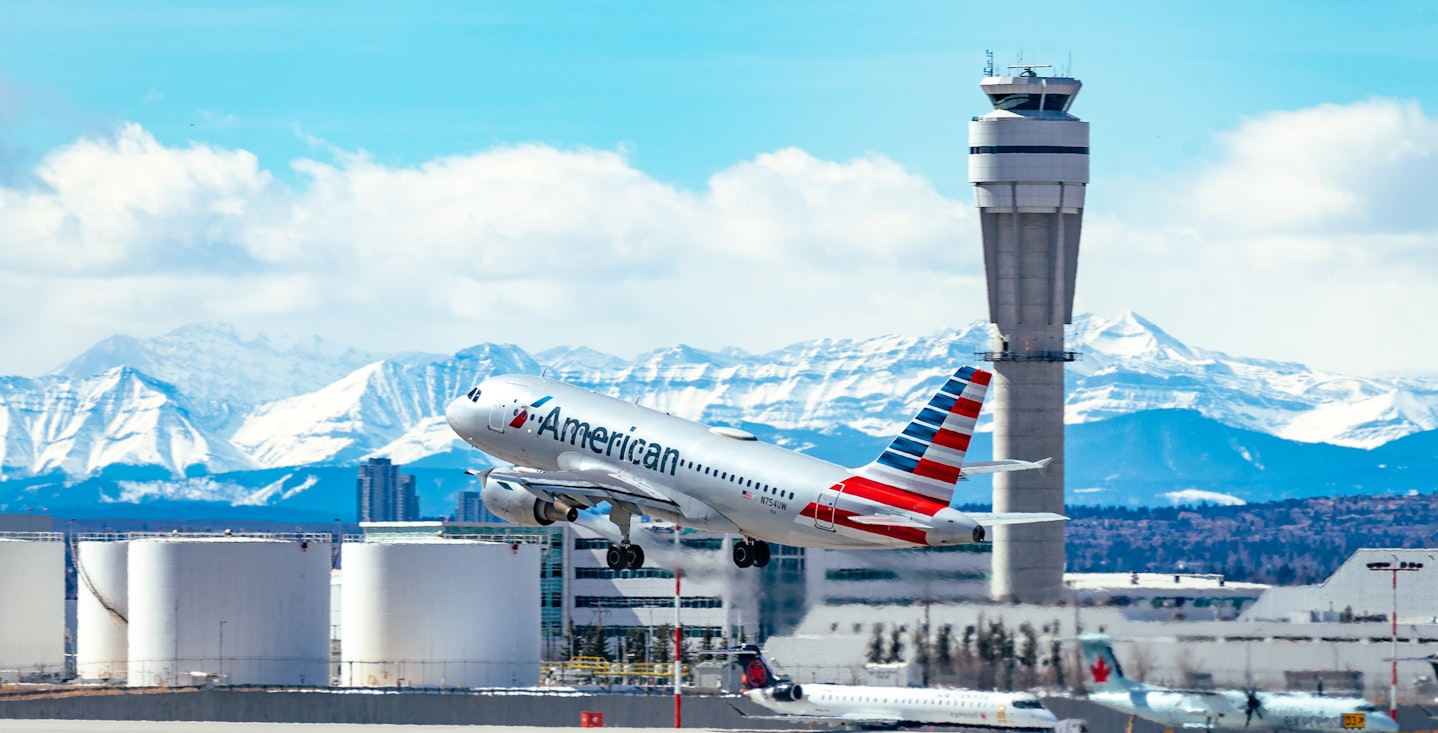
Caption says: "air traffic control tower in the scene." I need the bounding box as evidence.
[969,63,1086,603]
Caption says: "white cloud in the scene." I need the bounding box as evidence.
[5,98,1433,378]
[0,125,982,375]
[1077,98,1438,374]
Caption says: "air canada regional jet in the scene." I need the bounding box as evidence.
[445,366,1064,570]
[733,644,1061,730]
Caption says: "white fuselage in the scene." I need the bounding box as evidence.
[747,683,1058,729]
[1090,689,1397,732]
[445,375,976,550]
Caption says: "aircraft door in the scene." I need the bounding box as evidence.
[488,402,510,433]
[815,483,843,531]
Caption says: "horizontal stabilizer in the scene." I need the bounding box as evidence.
[962,457,1052,475]
[847,514,931,529]
[965,512,1068,526]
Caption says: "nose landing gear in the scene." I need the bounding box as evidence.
[732,538,771,568]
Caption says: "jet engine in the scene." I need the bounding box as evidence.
[770,682,803,702]
[481,474,577,526]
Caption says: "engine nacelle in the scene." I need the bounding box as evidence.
[771,682,803,702]
[481,475,577,526]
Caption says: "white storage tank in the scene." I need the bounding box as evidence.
[0,533,65,681]
[75,539,129,681]
[127,535,331,687]
[340,539,540,688]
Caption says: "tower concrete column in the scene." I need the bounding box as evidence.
[968,66,1087,602]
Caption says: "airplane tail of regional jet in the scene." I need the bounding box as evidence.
[859,366,1051,503]
[1078,634,1142,693]
[719,644,783,691]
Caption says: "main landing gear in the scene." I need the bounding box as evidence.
[732,538,771,568]
[605,542,645,571]
[605,504,645,571]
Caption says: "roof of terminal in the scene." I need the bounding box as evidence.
[1064,572,1269,594]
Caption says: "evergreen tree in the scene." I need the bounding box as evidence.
[935,623,954,675]
[911,624,931,684]
[886,624,906,664]
[1018,622,1039,688]
[699,626,716,662]
[653,623,673,663]
[866,623,885,664]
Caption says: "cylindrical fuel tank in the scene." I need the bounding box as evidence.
[340,539,540,688]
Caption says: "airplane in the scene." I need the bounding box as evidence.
[1078,635,1397,732]
[731,643,1062,730]
[445,365,1064,569]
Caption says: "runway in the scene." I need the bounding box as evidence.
[0,723,746,733]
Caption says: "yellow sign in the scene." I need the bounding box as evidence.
[1342,713,1366,730]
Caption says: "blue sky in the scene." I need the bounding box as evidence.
[1,1,1436,376]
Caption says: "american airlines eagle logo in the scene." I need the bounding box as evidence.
[1089,655,1112,683]
[510,396,553,428]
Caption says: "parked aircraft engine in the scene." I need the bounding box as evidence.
[770,682,803,702]
[481,474,577,526]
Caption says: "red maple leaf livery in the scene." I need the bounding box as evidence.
[1089,655,1112,684]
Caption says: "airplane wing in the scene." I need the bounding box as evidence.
[1174,691,1243,716]
[490,467,680,513]
[965,512,1068,526]
[963,457,1053,475]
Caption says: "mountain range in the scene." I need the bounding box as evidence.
[1,313,1434,519]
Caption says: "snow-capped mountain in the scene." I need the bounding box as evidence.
[0,367,254,478]
[49,322,403,430]
[1,314,1434,514]
[1066,313,1438,448]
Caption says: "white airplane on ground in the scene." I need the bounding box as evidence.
[732,644,1062,730]
[1078,635,1397,732]
[445,366,1063,569]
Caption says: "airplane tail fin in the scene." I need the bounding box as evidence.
[722,644,782,691]
[1077,635,1140,693]
[858,366,992,501]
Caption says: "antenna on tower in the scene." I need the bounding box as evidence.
[984,49,994,77]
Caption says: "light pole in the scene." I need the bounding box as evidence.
[1366,558,1423,721]
[218,620,227,685]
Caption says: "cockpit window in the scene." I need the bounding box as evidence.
[1358,704,1378,712]
[1012,699,1045,709]
[466,387,482,402]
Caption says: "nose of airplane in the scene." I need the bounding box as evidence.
[445,396,477,438]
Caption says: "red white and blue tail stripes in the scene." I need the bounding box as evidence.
[859,366,990,501]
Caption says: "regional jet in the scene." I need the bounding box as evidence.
[732,644,1060,730]
[1078,635,1397,732]
[445,366,1062,570]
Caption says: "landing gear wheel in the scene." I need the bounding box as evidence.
[606,545,626,571]
[625,544,646,570]
[732,541,754,568]
[752,540,771,568]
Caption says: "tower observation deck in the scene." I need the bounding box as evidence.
[969,65,1086,602]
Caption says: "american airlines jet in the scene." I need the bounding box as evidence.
[732,644,1061,730]
[445,366,1064,570]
